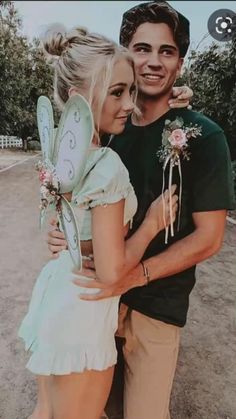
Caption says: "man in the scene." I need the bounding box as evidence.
[48,2,235,418]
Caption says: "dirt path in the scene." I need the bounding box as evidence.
[0,157,235,419]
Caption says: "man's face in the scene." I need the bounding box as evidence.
[128,22,183,99]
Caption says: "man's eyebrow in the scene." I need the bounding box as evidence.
[132,42,151,49]
[160,44,178,51]
[132,42,178,52]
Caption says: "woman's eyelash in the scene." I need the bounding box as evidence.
[111,89,123,97]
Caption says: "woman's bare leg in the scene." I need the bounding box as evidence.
[51,367,114,419]
[28,376,53,419]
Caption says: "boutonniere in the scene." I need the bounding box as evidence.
[157,117,202,243]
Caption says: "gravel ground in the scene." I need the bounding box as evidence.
[0,154,235,419]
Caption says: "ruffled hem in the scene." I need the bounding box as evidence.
[18,321,39,352]
[27,343,117,376]
[18,327,117,375]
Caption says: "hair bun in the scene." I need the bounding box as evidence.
[41,23,69,57]
[65,26,89,46]
[74,27,88,37]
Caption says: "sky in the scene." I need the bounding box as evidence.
[15,1,236,53]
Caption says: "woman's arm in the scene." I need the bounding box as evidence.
[91,187,177,284]
[47,188,177,279]
[74,209,226,301]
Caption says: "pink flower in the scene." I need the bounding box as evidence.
[169,129,187,148]
[39,169,47,183]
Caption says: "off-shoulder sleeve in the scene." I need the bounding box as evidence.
[72,148,133,209]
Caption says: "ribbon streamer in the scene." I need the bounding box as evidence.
[176,156,182,232]
[162,154,171,244]
[162,154,183,244]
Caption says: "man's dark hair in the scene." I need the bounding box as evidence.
[119,1,190,58]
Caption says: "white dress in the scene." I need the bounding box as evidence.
[18,147,137,375]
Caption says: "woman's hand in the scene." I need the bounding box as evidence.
[169,86,193,109]
[144,185,178,236]
[47,191,72,258]
[47,217,67,259]
[62,192,72,202]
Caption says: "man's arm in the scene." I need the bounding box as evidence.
[141,210,226,279]
[74,210,226,300]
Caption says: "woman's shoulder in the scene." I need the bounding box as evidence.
[86,147,129,180]
[72,147,131,208]
[88,146,124,164]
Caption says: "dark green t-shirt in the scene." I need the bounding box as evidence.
[109,108,235,327]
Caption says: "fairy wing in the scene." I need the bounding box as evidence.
[37,96,55,161]
[53,94,94,193]
[58,196,82,269]
[52,94,94,269]
[36,96,56,229]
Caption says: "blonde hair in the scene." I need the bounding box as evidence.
[40,23,136,136]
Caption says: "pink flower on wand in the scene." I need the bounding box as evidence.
[169,129,187,148]
[39,169,47,183]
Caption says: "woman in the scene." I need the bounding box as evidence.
[18,24,179,419]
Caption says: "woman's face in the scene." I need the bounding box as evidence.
[99,58,136,135]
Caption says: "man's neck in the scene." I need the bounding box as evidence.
[133,92,172,126]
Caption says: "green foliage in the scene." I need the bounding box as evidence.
[232,160,236,198]
[27,139,41,151]
[178,39,236,160]
[0,1,54,144]
[1,0,235,167]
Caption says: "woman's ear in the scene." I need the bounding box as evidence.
[68,87,80,97]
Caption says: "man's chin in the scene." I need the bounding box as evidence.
[139,88,170,100]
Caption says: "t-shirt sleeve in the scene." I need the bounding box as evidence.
[190,130,235,212]
[73,149,133,209]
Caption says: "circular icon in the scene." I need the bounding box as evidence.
[208,9,235,42]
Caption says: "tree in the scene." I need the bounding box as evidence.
[0,1,54,149]
[178,39,236,160]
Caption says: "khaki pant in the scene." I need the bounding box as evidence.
[105,303,180,419]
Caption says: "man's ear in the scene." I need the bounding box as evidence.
[176,58,184,79]
[68,87,80,97]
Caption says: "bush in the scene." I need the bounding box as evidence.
[178,40,236,160]
[27,139,41,151]
[232,160,236,199]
